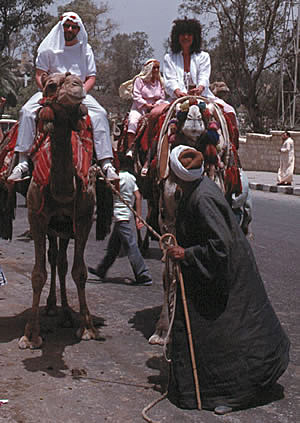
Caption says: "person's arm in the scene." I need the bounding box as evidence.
[133,189,144,230]
[188,52,211,96]
[132,78,153,111]
[280,139,293,153]
[163,53,186,98]
[84,75,96,93]
[169,194,232,287]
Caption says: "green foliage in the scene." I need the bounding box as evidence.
[99,32,154,96]
[0,0,53,53]
[0,56,18,98]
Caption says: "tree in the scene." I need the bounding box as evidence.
[99,32,154,95]
[0,56,18,107]
[179,0,287,132]
[0,0,53,55]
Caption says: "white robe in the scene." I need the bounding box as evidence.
[163,51,236,115]
[163,51,215,99]
[277,137,295,184]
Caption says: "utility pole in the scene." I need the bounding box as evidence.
[279,1,300,129]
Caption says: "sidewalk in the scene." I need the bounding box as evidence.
[246,171,300,196]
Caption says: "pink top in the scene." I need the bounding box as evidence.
[132,77,166,111]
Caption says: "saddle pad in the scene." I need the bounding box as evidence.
[31,115,93,188]
[0,123,19,180]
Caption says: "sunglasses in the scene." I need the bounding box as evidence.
[63,23,79,30]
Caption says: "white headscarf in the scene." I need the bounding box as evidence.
[119,59,165,99]
[37,12,88,55]
[170,145,204,182]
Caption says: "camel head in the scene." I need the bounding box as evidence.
[181,104,205,144]
[42,73,86,106]
[42,73,66,98]
[210,81,230,99]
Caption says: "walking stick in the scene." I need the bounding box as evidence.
[160,233,202,410]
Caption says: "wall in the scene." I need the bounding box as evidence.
[238,131,300,174]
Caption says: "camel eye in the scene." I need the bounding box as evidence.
[48,83,57,90]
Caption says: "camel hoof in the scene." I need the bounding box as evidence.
[148,334,165,346]
[76,327,100,341]
[18,336,31,349]
[30,336,43,349]
[18,335,43,349]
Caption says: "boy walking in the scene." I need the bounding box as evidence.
[88,155,152,285]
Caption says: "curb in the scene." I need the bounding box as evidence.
[249,183,300,196]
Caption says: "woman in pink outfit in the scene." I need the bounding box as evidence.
[125,59,168,154]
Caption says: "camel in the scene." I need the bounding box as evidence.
[17,73,102,349]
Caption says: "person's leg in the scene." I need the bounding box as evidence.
[83,94,119,181]
[8,92,42,182]
[118,221,152,284]
[126,109,142,156]
[89,223,121,278]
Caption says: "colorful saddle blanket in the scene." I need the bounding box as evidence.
[0,115,93,189]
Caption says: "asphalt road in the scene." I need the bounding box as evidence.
[0,191,299,423]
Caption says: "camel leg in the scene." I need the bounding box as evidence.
[72,220,100,341]
[148,268,170,345]
[46,234,58,316]
[19,217,47,349]
[57,237,73,327]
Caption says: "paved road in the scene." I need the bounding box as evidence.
[0,191,299,423]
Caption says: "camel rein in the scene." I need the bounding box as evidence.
[96,166,202,422]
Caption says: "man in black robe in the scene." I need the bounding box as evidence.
[166,145,290,414]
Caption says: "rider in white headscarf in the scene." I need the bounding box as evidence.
[120,59,168,160]
[38,12,88,55]
[8,12,119,182]
[119,59,165,100]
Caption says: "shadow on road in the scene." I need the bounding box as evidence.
[0,306,106,378]
[128,305,162,340]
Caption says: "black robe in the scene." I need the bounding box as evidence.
[168,176,290,411]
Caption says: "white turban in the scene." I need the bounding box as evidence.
[170,145,204,182]
[37,12,88,55]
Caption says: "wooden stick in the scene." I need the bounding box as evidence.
[176,261,202,409]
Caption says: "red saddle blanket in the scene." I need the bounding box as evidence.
[0,115,93,189]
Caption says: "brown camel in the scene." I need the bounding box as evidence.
[18,73,101,349]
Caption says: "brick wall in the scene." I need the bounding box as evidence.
[238,131,300,174]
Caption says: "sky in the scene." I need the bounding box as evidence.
[107,0,182,62]
[52,0,182,63]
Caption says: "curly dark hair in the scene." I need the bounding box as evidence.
[170,18,202,54]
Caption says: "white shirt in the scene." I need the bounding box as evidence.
[36,43,96,82]
[163,51,216,100]
[113,171,138,222]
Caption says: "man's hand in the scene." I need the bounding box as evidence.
[167,246,185,261]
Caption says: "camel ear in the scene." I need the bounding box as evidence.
[41,73,48,88]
